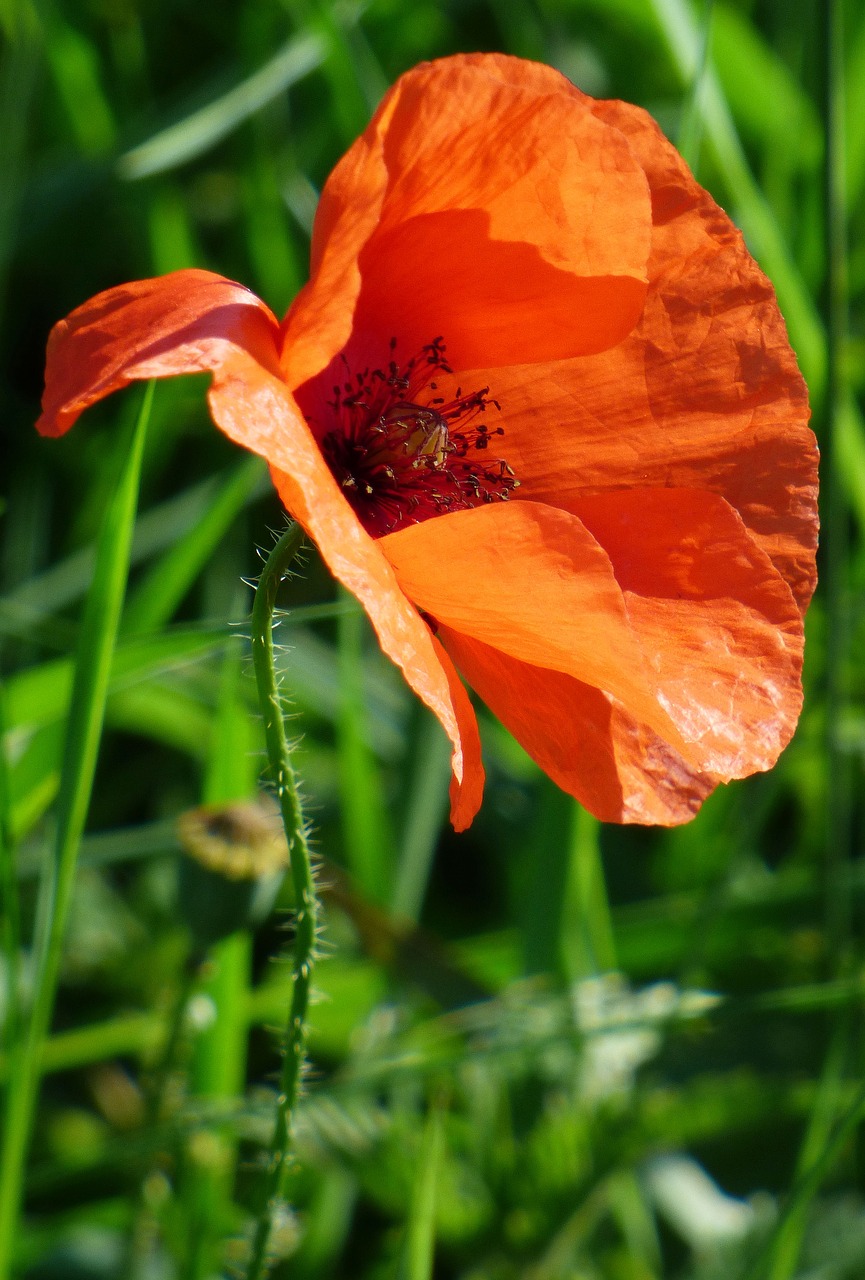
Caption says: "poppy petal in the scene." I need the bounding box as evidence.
[37,269,282,437]
[573,487,804,778]
[379,500,686,753]
[281,53,652,391]
[462,100,817,612]
[437,629,715,825]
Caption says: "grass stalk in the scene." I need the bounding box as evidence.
[0,382,152,1278]
[675,0,714,171]
[745,1066,865,1280]
[564,804,617,980]
[391,707,451,923]
[397,1103,445,1280]
[821,0,852,955]
[765,7,852,1274]
[0,681,20,1063]
[244,522,316,1280]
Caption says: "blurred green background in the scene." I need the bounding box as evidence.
[1,0,864,1277]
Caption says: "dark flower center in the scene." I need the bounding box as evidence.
[318,338,519,537]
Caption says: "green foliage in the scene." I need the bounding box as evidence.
[1,1,863,1278]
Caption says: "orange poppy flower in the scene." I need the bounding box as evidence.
[38,53,818,831]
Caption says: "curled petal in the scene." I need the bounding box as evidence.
[37,269,281,437]
[438,631,715,825]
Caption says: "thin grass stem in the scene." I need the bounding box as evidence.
[0,681,20,1062]
[744,1067,865,1280]
[764,7,853,1274]
[675,0,715,171]
[244,521,316,1280]
[565,804,616,980]
[822,0,852,957]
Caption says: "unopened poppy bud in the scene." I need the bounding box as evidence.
[177,799,288,948]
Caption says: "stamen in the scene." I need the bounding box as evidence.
[318,339,519,537]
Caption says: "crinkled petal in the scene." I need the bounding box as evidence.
[574,487,804,778]
[438,630,715,825]
[281,53,651,392]
[453,98,817,613]
[37,269,281,436]
[379,500,688,753]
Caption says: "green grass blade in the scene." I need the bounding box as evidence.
[391,707,451,923]
[5,626,228,734]
[0,680,20,1062]
[821,0,853,954]
[564,804,617,979]
[650,0,865,542]
[675,0,714,170]
[397,1104,444,1280]
[43,12,117,156]
[766,1019,851,1280]
[711,2,820,170]
[521,781,575,978]
[746,1072,865,1280]
[648,0,827,401]
[295,0,383,142]
[0,0,40,334]
[116,32,325,180]
[844,5,865,213]
[0,382,152,1278]
[147,183,201,274]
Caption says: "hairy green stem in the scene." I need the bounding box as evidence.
[244,522,316,1280]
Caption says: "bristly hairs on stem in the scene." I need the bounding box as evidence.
[243,521,320,1280]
